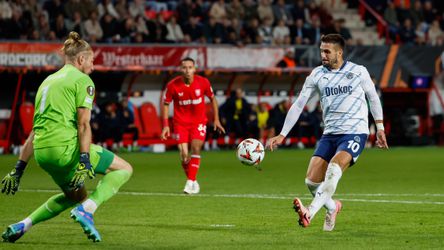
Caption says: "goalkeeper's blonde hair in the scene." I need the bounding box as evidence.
[61,32,91,61]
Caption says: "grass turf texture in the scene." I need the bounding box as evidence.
[0,147,443,249]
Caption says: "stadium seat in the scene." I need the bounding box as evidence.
[139,102,162,138]
[19,102,34,139]
[0,120,6,139]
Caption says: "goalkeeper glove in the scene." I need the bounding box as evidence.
[1,160,27,195]
[69,152,95,190]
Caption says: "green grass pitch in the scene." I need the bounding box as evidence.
[0,147,443,249]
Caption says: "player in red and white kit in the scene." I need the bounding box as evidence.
[161,57,225,194]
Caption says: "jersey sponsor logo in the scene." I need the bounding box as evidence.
[324,85,352,97]
[178,98,202,106]
[195,89,201,96]
[178,92,184,96]
[87,86,95,96]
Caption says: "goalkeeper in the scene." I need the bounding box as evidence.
[1,31,133,243]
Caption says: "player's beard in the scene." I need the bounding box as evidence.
[322,56,338,69]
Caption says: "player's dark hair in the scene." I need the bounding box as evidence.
[321,34,345,50]
[62,31,92,61]
[181,57,195,65]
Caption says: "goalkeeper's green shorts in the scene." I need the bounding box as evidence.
[34,144,114,190]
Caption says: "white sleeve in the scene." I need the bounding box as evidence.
[280,73,316,137]
[360,66,383,121]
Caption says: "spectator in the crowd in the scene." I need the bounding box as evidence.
[152,13,168,43]
[100,102,124,151]
[209,0,227,24]
[119,17,136,43]
[81,0,97,19]
[231,17,242,39]
[115,0,129,20]
[166,15,184,43]
[396,0,411,24]
[177,0,193,25]
[258,16,273,45]
[203,16,224,43]
[83,10,103,43]
[268,99,290,137]
[66,11,83,34]
[243,0,258,21]
[227,0,244,21]
[100,12,119,43]
[291,18,310,44]
[307,16,323,45]
[291,0,307,22]
[273,0,292,25]
[428,20,443,46]
[2,8,25,39]
[247,104,259,139]
[257,102,270,141]
[182,16,204,43]
[422,1,436,25]
[257,0,274,24]
[91,102,103,145]
[243,17,260,44]
[273,19,290,45]
[295,106,316,149]
[276,48,296,68]
[384,1,399,40]
[42,0,64,22]
[0,0,12,20]
[221,17,236,44]
[134,14,149,41]
[128,0,145,18]
[409,0,423,26]
[97,0,119,19]
[52,13,68,39]
[37,13,51,39]
[399,18,416,45]
[328,18,352,45]
[415,22,426,45]
[64,0,84,20]
[120,99,139,151]
[221,88,251,139]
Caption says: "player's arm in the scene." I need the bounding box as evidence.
[360,67,388,149]
[1,131,35,195]
[161,102,170,140]
[210,96,225,134]
[70,78,96,190]
[268,74,316,151]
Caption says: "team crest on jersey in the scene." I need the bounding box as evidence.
[346,73,354,79]
[87,86,95,96]
[195,89,201,96]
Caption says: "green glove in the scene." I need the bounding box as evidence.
[1,160,27,195]
[69,152,95,190]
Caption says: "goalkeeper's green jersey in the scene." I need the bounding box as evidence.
[33,64,95,149]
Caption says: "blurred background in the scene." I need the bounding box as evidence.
[0,0,443,153]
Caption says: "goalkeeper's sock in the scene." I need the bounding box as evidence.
[181,159,190,176]
[81,198,98,214]
[18,218,32,232]
[89,169,132,208]
[29,193,76,225]
[307,163,342,220]
[187,155,200,181]
[305,178,337,214]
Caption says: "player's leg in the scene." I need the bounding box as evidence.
[305,156,338,213]
[71,144,132,242]
[178,142,190,176]
[186,123,207,194]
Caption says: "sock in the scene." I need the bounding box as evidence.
[181,159,190,176]
[89,170,132,208]
[18,218,32,232]
[187,155,200,181]
[307,163,342,219]
[29,193,76,225]
[81,199,98,214]
[305,178,337,214]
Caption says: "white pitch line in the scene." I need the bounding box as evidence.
[18,189,444,205]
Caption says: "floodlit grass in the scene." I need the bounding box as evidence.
[0,147,443,249]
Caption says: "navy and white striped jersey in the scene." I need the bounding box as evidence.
[280,61,383,136]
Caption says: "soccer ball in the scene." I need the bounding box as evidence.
[237,138,265,166]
